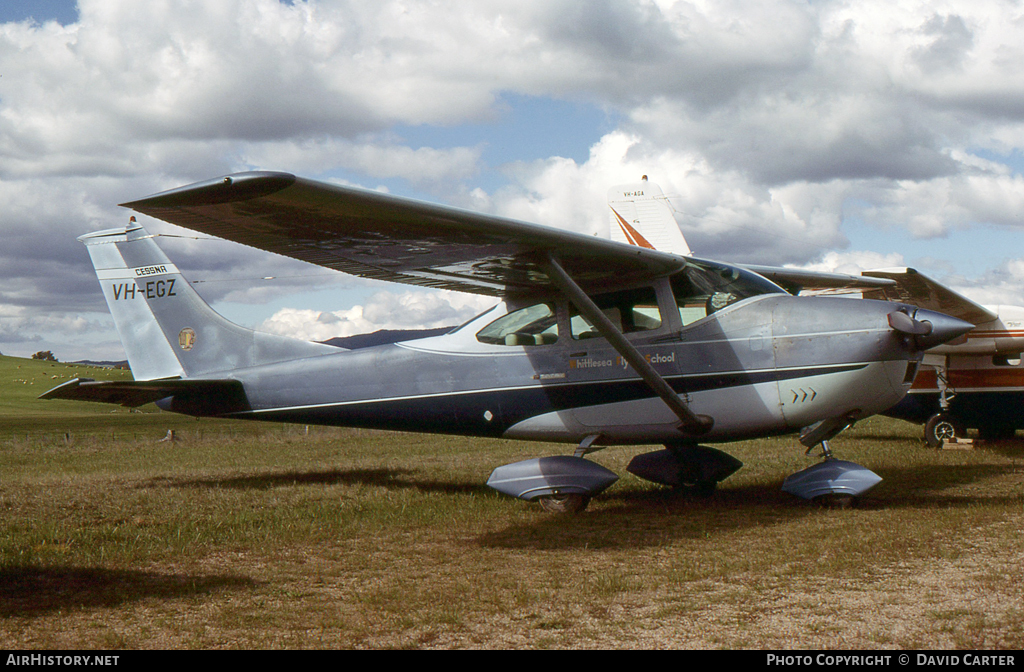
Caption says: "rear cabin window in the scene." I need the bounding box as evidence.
[476,303,559,346]
[569,286,662,340]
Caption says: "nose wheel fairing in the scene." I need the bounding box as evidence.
[782,459,882,504]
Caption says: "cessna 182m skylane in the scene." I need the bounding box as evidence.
[42,172,973,512]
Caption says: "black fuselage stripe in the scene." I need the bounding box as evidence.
[230,363,868,433]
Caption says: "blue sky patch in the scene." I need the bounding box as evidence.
[0,0,79,25]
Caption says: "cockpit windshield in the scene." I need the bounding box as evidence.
[672,259,786,326]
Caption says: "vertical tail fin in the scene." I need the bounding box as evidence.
[81,221,336,380]
[607,177,691,256]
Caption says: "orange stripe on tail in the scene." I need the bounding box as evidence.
[610,207,655,249]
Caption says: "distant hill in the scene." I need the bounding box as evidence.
[0,354,136,416]
[322,327,454,350]
[72,360,130,369]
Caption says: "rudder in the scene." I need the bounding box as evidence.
[81,221,336,381]
[607,177,691,256]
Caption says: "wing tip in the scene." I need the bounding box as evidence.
[120,171,297,210]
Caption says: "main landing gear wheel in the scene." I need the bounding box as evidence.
[537,493,591,514]
[924,413,964,448]
[674,479,717,498]
[626,445,742,496]
[811,493,857,509]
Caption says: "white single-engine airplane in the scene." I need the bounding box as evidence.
[855,270,1024,446]
[42,172,973,511]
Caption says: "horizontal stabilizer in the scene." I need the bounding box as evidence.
[40,377,249,415]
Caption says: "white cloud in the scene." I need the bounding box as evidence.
[3,0,1024,357]
[791,250,908,277]
[0,307,118,361]
[941,259,1024,307]
[848,165,1024,238]
[240,137,482,187]
[480,131,851,264]
[257,289,496,341]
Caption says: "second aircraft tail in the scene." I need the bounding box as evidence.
[607,177,691,256]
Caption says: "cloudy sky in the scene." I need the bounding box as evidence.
[2,0,1024,361]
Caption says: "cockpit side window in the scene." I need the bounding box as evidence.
[569,286,662,340]
[476,303,559,346]
[672,260,784,326]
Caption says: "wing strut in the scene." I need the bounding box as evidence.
[542,253,714,436]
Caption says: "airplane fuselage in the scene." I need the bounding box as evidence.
[165,292,920,447]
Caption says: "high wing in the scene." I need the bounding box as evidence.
[121,172,687,297]
[739,264,896,295]
[859,267,998,326]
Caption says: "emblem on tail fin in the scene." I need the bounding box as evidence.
[178,328,196,351]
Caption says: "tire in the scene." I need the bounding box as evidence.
[812,493,857,509]
[924,413,964,448]
[674,479,717,498]
[537,493,590,514]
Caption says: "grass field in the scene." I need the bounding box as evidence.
[1,354,1022,649]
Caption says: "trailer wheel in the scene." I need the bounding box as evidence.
[924,413,964,448]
